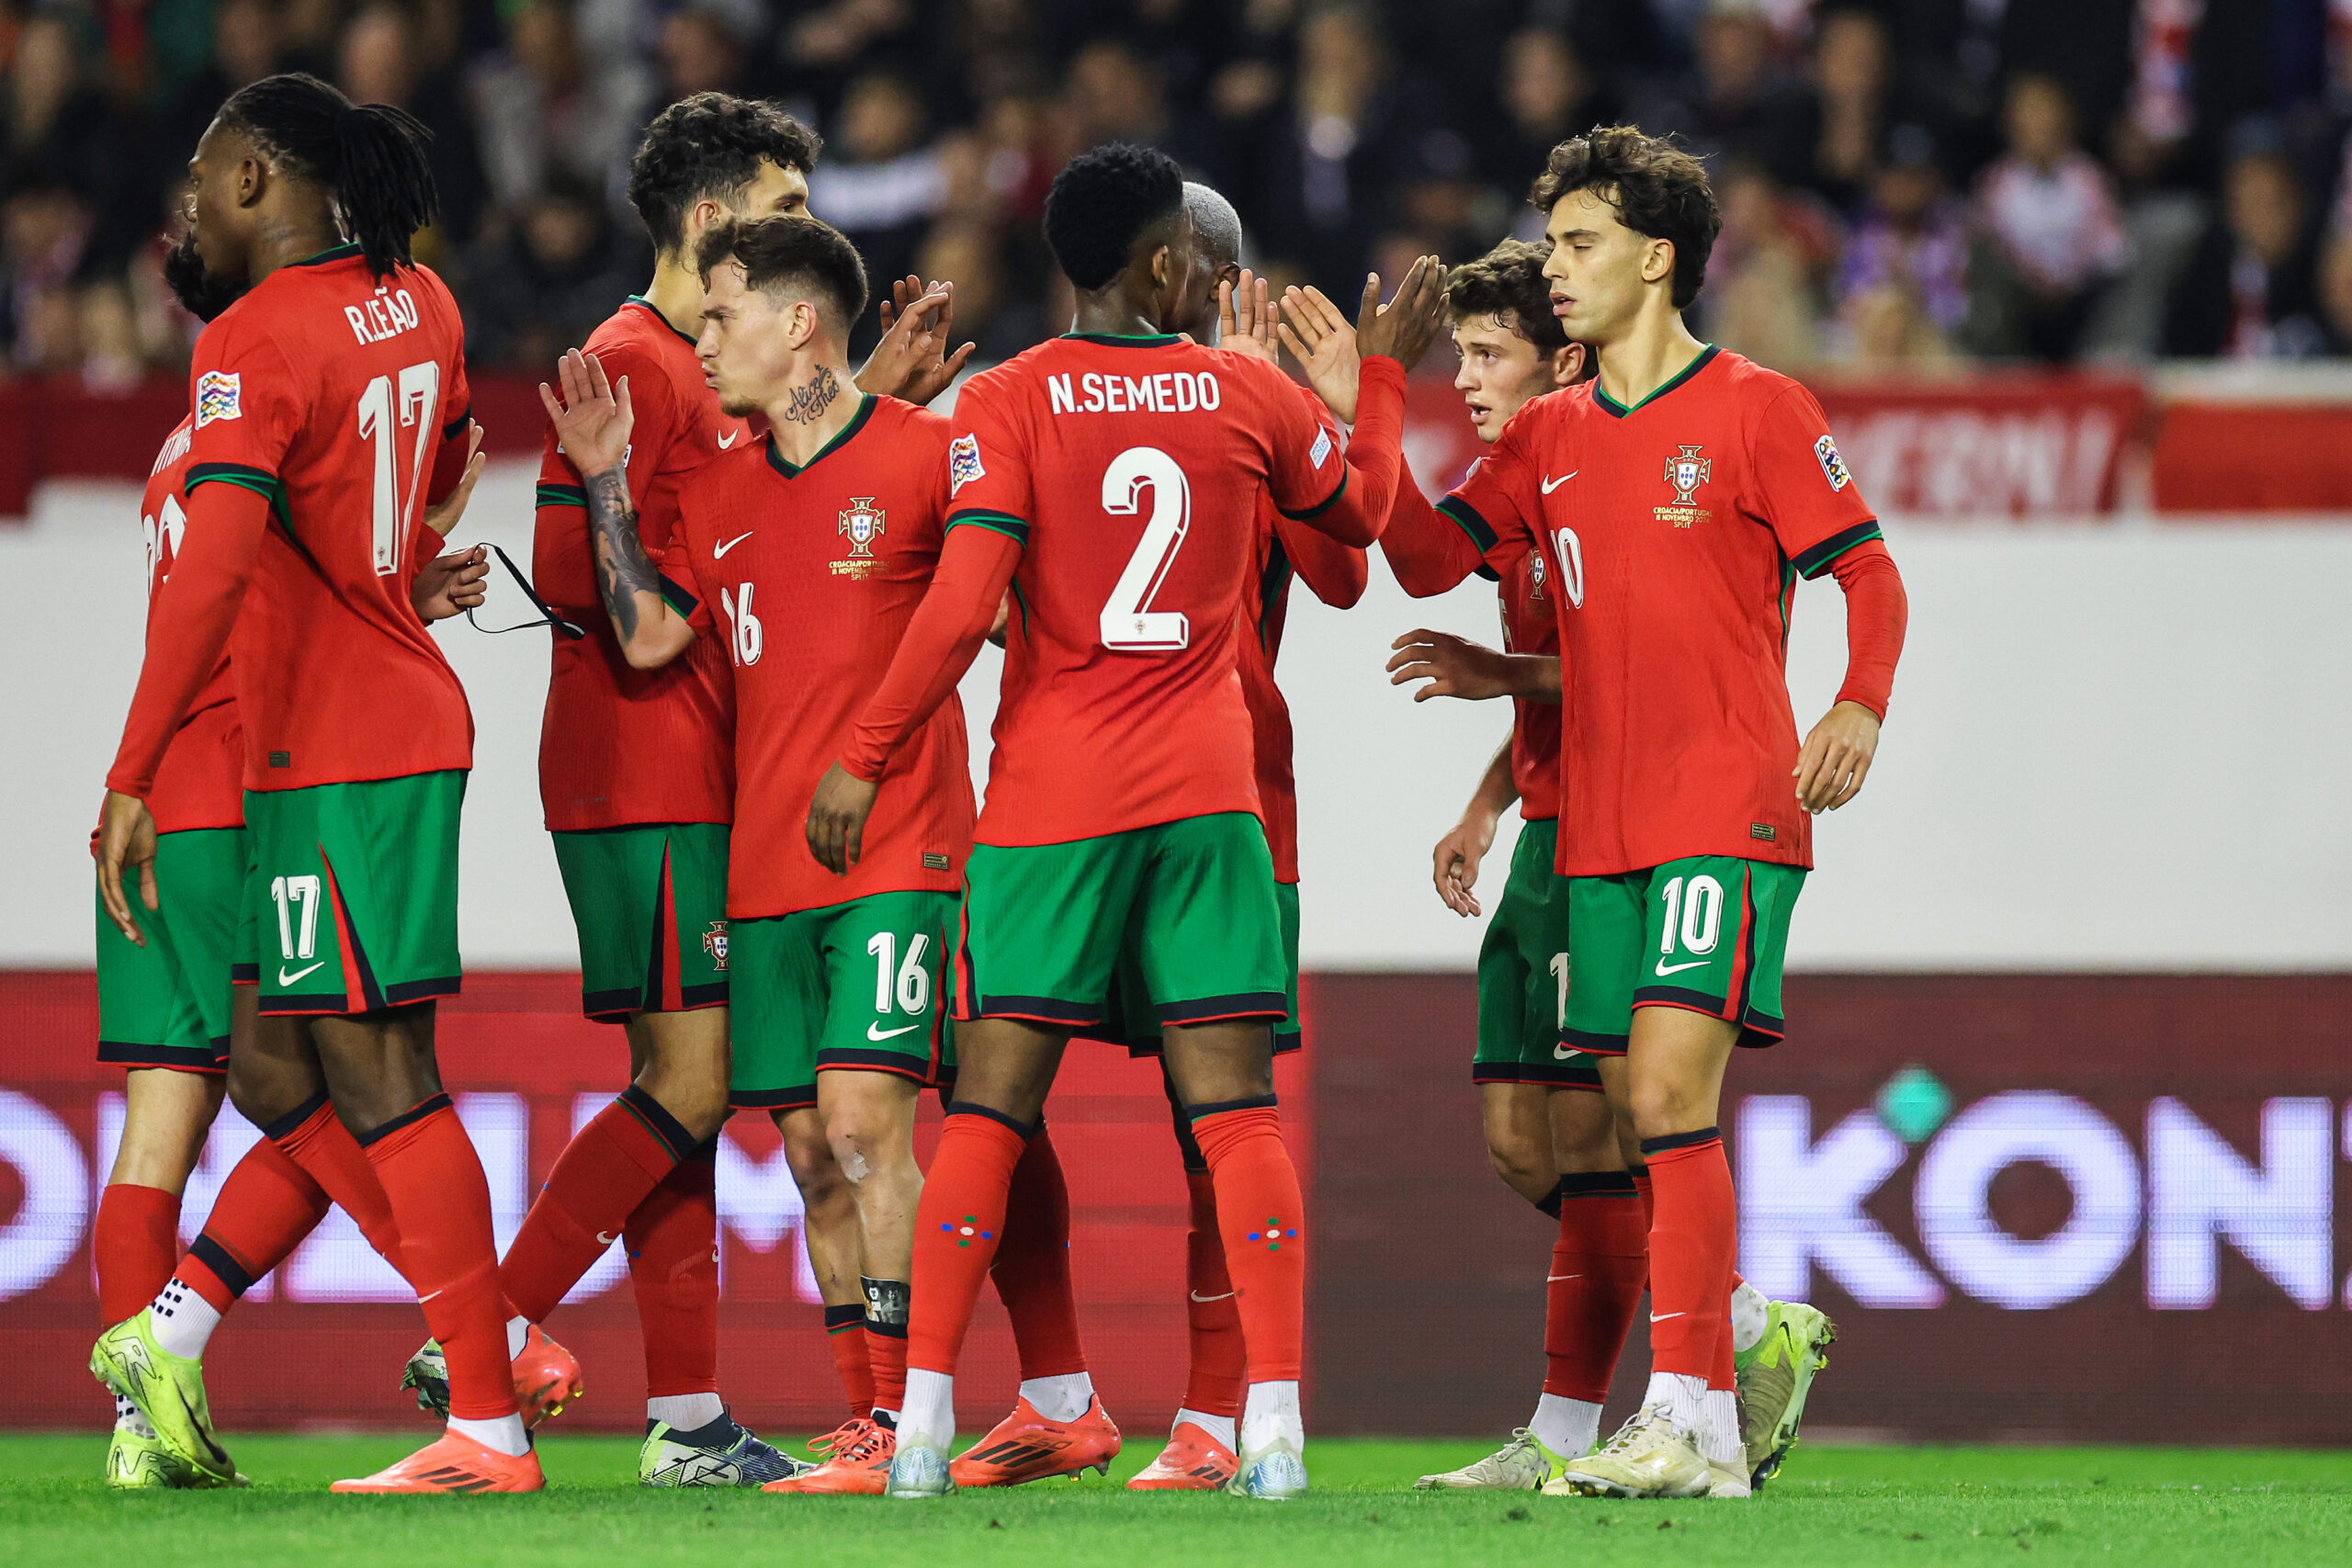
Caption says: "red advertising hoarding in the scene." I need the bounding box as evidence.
[0,971,1306,1435]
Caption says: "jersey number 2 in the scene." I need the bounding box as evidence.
[356,360,442,577]
[1098,446,1191,650]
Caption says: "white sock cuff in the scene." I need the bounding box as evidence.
[901,1369,956,1449]
[1018,1371,1095,1424]
[1531,1393,1601,1458]
[447,1413,531,1458]
[148,1278,222,1360]
[1173,1406,1238,1452]
[647,1393,725,1431]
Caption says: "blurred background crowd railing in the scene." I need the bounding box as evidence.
[9,0,2352,389]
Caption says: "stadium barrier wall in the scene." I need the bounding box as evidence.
[6,969,2350,1443]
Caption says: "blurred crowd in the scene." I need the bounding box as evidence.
[10,0,2352,388]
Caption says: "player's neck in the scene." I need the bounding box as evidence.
[1069,284,1165,339]
[246,211,347,288]
[761,356,864,468]
[639,258,707,343]
[1592,308,1708,412]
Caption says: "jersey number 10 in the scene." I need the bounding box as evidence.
[355,360,442,578]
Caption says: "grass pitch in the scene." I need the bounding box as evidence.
[6,1434,2350,1567]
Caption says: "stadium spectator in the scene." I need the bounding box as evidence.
[1834,124,1969,346]
[1969,73,2128,361]
[461,174,644,369]
[1635,0,1812,191]
[5,12,134,269]
[338,1,488,250]
[468,0,654,220]
[1698,155,1835,371]
[808,69,952,319]
[1798,4,1894,215]
[1476,27,1622,204]
[2165,138,2338,358]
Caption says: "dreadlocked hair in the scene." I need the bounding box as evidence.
[217,72,437,279]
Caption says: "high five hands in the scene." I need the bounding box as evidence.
[1273,254,1448,423]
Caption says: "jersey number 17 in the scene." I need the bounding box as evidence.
[356,360,442,577]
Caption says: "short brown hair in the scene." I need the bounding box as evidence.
[1444,240,1568,353]
[1529,125,1720,310]
[697,213,869,335]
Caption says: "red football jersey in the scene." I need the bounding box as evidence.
[1447,347,1882,874]
[944,334,1351,848]
[111,246,474,795]
[1382,457,1562,822]
[535,299,743,830]
[666,397,973,918]
[137,417,243,833]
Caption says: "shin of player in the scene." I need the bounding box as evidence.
[545,211,976,1495]
[804,144,1438,1500]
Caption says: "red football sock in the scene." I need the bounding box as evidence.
[627,1143,719,1399]
[1630,1163,1653,1230]
[1181,1168,1245,1418]
[95,1183,181,1324]
[361,1094,516,1420]
[175,1136,332,1313]
[1544,1171,1649,1404]
[825,1303,876,1420]
[1642,1129,1736,1384]
[989,1122,1087,1379]
[907,1108,1028,1377]
[264,1093,410,1280]
[1190,1102,1305,1382]
[503,1085,694,1325]
[865,1323,909,1416]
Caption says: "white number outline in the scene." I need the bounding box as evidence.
[269,874,322,962]
[1551,525,1586,609]
[355,360,442,577]
[720,582,763,666]
[1098,446,1191,650]
[866,931,934,1016]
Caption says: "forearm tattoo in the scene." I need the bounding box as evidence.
[586,467,656,643]
[782,365,841,424]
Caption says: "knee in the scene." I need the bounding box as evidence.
[1628,1075,1706,1144]
[778,1115,847,1202]
[1483,1127,1551,1193]
[225,1058,299,1131]
[823,1118,910,1187]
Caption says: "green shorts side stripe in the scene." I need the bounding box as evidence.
[1564,856,1805,1055]
[552,823,731,1022]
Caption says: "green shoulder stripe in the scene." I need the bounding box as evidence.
[1278,468,1348,522]
[947,511,1031,547]
[1436,495,1498,552]
[537,482,588,509]
[656,570,699,615]
[1790,519,1883,579]
[186,463,288,524]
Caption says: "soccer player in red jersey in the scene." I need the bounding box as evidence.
[89,73,538,1495]
[1391,128,1906,1499]
[539,212,974,1495]
[803,143,1437,1500]
[490,94,970,1485]
[91,235,489,1487]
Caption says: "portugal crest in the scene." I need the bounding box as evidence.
[833,499,887,578]
[702,920,729,971]
[1654,444,1713,526]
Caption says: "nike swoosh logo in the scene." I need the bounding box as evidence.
[1541,471,1577,493]
[418,1289,443,1303]
[177,1387,231,1466]
[277,961,324,986]
[597,1231,620,1246]
[1189,1290,1236,1303]
[866,1021,921,1042]
[718,430,740,449]
[1553,1043,1576,1059]
[714,531,753,558]
[1547,1274,1582,1282]
[1654,959,1709,976]
[1650,1311,1685,1323]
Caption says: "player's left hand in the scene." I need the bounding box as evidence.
[1794,699,1881,813]
[412,544,491,621]
[1216,270,1278,362]
[1352,254,1448,372]
[1277,284,1360,423]
[859,277,977,406]
[1432,813,1498,918]
[1386,628,1516,702]
[807,761,881,874]
[423,421,487,538]
[95,790,159,945]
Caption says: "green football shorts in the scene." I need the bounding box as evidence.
[96,826,249,1072]
[1084,879,1304,1055]
[1472,818,1597,1089]
[551,822,731,1022]
[239,770,465,1017]
[1561,855,1806,1055]
[729,889,958,1111]
[954,812,1287,1032]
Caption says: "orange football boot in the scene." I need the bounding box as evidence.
[514,1325,584,1427]
[948,1394,1121,1487]
[1126,1421,1239,1491]
[765,1419,895,1494]
[330,1430,545,1494]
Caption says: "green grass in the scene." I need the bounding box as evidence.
[6,1434,2352,1567]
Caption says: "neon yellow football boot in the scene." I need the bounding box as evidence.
[90,1310,242,1487]
[1735,1299,1837,1489]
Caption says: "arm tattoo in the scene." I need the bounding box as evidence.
[782,365,841,424]
[585,467,656,644]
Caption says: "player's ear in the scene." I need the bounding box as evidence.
[1553,343,1585,387]
[1642,237,1676,289]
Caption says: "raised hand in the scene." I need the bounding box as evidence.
[539,349,632,479]
[422,420,487,538]
[1794,700,1881,813]
[1354,254,1448,371]
[1217,269,1278,362]
[1277,284,1361,423]
[859,277,977,406]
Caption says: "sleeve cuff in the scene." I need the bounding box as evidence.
[1791,519,1884,579]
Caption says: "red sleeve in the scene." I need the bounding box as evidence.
[1266,355,1407,547]
[942,371,1032,536]
[1380,452,1490,597]
[662,480,716,636]
[1274,512,1366,609]
[1442,405,1542,565]
[1828,539,1905,718]
[1749,382,1882,578]
[426,346,474,504]
[841,523,1023,780]
[106,483,269,795]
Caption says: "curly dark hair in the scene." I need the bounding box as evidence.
[697,213,869,334]
[1043,142,1184,292]
[217,72,435,279]
[1444,240,1568,353]
[628,93,821,258]
[1529,125,1720,310]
